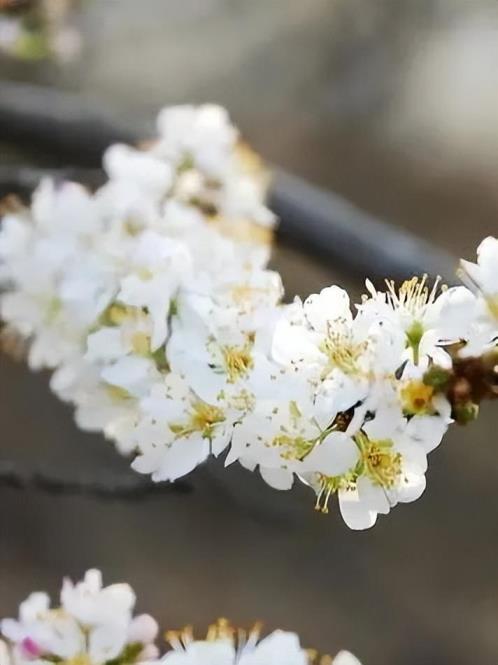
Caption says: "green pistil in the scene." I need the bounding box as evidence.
[406,320,424,365]
[355,432,401,489]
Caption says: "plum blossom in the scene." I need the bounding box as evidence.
[0,101,496,530]
[155,620,361,665]
[0,570,158,665]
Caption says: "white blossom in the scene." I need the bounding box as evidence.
[154,620,361,665]
[0,570,158,665]
[0,101,496,530]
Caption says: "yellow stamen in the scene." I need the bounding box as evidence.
[401,380,434,415]
[319,329,366,375]
[273,433,314,460]
[314,474,354,514]
[356,433,401,488]
[105,303,129,326]
[170,401,225,439]
[221,336,254,383]
[385,274,445,317]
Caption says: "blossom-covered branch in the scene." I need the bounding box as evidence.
[0,570,361,665]
[0,104,497,530]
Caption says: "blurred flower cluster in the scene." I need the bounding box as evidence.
[0,570,158,665]
[1,104,497,529]
[0,570,360,665]
[0,0,81,63]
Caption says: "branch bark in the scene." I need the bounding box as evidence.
[0,460,191,498]
[0,81,458,283]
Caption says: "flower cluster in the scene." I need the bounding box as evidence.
[158,619,360,665]
[0,569,158,665]
[1,103,497,530]
[0,572,361,665]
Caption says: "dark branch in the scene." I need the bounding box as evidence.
[0,81,137,165]
[271,169,457,284]
[0,460,191,498]
[0,165,103,195]
[0,81,458,283]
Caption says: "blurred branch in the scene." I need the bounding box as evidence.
[271,169,457,284]
[0,460,191,498]
[0,81,136,164]
[0,81,458,282]
[0,165,103,194]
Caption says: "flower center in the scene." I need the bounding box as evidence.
[356,433,401,488]
[319,330,366,375]
[221,338,254,383]
[170,401,225,439]
[314,473,355,514]
[272,433,314,460]
[401,380,434,415]
[386,275,443,319]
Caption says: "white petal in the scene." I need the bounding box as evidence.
[127,614,158,645]
[396,468,426,504]
[152,436,209,482]
[259,466,294,490]
[355,476,391,514]
[241,630,306,665]
[305,432,359,476]
[338,488,377,530]
[86,328,127,362]
[333,651,363,665]
[303,286,351,332]
[88,623,127,665]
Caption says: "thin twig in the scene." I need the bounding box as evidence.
[0,460,192,498]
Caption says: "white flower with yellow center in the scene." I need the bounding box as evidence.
[226,398,359,491]
[130,373,232,482]
[335,402,450,530]
[3,101,498,530]
[272,287,406,434]
[358,278,476,367]
[155,620,360,665]
[168,296,282,408]
[0,570,158,665]
[273,286,406,381]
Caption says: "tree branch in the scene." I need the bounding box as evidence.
[0,81,458,283]
[0,460,191,498]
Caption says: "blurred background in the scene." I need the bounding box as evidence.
[1,1,498,664]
